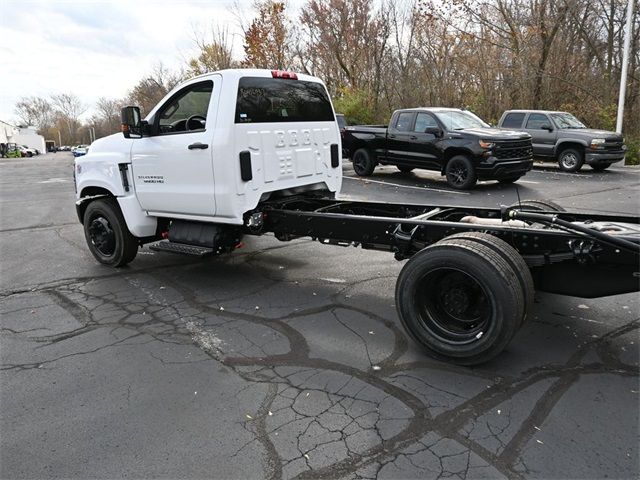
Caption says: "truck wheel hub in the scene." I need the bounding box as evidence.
[89,217,116,256]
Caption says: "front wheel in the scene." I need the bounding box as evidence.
[557,148,584,172]
[445,155,477,189]
[395,238,525,365]
[352,148,376,176]
[83,198,139,267]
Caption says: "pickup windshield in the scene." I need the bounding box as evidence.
[550,113,586,129]
[434,111,489,130]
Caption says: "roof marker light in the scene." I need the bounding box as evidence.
[271,70,298,80]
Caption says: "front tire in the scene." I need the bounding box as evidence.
[445,155,477,189]
[395,238,524,365]
[352,148,376,176]
[83,198,138,267]
[557,148,584,172]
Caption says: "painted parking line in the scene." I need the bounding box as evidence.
[517,180,539,184]
[343,176,470,195]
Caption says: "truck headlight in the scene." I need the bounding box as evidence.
[590,138,606,149]
[479,140,494,149]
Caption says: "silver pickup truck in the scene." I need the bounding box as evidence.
[498,110,627,172]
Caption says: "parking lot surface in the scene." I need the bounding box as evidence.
[1,153,638,479]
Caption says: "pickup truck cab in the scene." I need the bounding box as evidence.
[75,69,341,266]
[498,110,627,172]
[342,107,533,189]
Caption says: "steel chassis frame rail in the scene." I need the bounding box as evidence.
[253,196,639,299]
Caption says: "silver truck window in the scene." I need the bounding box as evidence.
[525,113,550,130]
[235,77,334,123]
[502,112,525,128]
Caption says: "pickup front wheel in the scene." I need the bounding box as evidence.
[445,155,477,189]
[557,148,584,172]
[83,198,139,267]
[352,149,376,176]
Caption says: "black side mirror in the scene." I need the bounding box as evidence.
[541,124,553,132]
[121,106,142,138]
[425,127,442,137]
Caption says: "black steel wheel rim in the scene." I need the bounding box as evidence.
[88,216,116,256]
[416,267,491,345]
[447,160,468,186]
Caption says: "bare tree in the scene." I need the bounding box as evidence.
[188,26,237,75]
[51,93,86,143]
[14,96,54,132]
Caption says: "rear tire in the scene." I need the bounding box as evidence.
[395,239,524,365]
[352,148,376,176]
[445,155,477,189]
[442,233,534,326]
[83,198,138,267]
[557,148,584,172]
[397,166,414,173]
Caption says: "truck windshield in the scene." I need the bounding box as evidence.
[435,111,489,130]
[235,77,334,123]
[550,113,586,129]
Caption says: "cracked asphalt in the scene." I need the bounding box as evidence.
[1,153,639,479]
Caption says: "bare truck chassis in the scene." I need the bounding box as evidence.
[232,197,639,365]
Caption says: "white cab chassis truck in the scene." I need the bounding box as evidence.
[75,69,640,365]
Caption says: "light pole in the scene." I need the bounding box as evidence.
[57,129,62,148]
[616,0,635,137]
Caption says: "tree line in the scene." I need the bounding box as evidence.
[14,0,640,162]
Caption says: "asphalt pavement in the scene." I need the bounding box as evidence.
[1,153,638,479]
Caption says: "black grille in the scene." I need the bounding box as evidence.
[604,139,624,151]
[493,140,533,160]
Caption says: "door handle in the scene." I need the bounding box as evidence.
[410,135,418,140]
[188,142,208,150]
[389,134,396,139]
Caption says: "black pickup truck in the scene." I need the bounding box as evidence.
[342,108,534,189]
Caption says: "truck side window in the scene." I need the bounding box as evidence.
[156,81,213,134]
[414,113,438,132]
[526,113,550,130]
[502,113,525,128]
[394,112,414,132]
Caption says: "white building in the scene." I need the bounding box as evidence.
[0,120,46,153]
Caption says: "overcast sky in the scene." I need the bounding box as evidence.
[0,0,261,123]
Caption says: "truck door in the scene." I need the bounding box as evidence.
[131,76,221,217]
[386,111,416,165]
[404,113,441,169]
[523,113,556,157]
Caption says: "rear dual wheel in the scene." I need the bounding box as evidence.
[395,233,532,365]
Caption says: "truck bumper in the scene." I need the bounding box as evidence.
[476,157,533,179]
[585,151,625,166]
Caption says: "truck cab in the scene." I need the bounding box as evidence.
[75,69,341,266]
